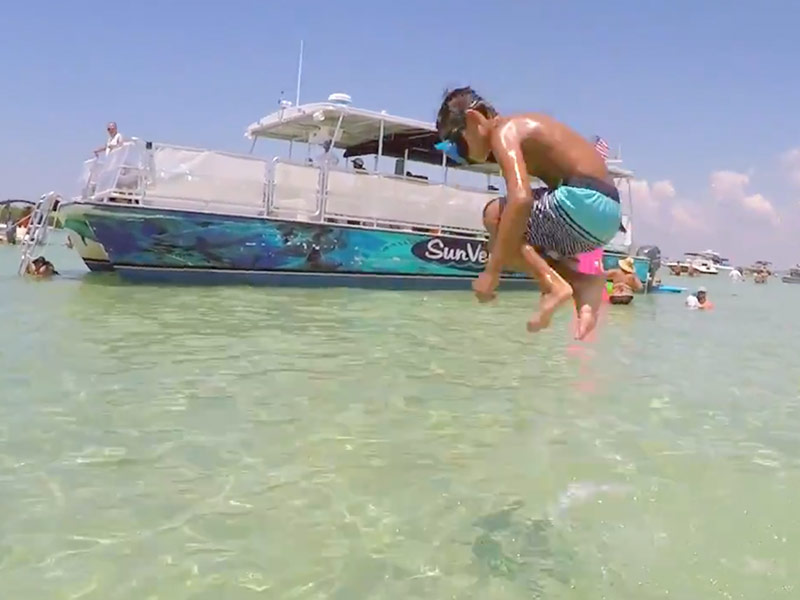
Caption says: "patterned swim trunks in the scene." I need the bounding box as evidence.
[523,176,622,260]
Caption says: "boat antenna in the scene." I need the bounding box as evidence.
[295,40,304,106]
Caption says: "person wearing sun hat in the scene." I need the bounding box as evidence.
[605,256,643,304]
[618,256,635,274]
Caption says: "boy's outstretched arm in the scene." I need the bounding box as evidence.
[473,122,533,301]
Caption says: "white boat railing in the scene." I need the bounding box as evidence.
[78,143,147,202]
[76,140,498,235]
[267,159,323,221]
[323,168,491,233]
[79,157,102,199]
[141,145,268,216]
[79,142,270,216]
[75,139,634,244]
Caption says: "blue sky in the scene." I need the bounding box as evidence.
[2,1,799,265]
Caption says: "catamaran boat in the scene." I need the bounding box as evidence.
[52,93,650,288]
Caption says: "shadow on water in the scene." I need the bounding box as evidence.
[466,500,576,598]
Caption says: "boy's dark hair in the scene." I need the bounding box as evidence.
[436,86,497,141]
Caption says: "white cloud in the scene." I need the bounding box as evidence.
[626,180,657,214]
[626,179,703,236]
[780,148,800,188]
[742,193,779,225]
[651,180,676,200]
[709,169,779,226]
[710,170,749,201]
[625,178,676,217]
[670,203,705,230]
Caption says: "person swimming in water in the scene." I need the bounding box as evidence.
[435,87,622,339]
[26,256,59,278]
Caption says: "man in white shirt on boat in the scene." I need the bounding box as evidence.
[94,121,124,157]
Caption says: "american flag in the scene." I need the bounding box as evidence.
[593,135,609,160]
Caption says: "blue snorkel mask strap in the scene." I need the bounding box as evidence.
[435,139,468,166]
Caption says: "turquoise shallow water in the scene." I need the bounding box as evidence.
[2,239,800,599]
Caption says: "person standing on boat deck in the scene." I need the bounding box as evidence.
[435,87,622,339]
[314,139,340,168]
[94,121,123,157]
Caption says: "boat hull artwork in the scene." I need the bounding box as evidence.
[61,203,523,288]
[64,232,114,272]
[60,204,651,288]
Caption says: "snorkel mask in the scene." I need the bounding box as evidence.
[435,89,493,166]
[434,133,472,166]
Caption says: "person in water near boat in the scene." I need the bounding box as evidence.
[605,257,643,304]
[435,87,622,339]
[25,256,58,279]
[685,286,713,310]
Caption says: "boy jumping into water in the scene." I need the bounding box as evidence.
[435,87,622,339]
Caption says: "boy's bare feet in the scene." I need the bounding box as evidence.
[526,281,573,332]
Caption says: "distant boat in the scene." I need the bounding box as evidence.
[664,253,719,275]
[689,257,720,275]
[0,199,35,245]
[696,249,733,271]
[744,260,773,277]
[782,265,800,284]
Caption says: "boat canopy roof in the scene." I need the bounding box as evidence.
[245,96,634,179]
[0,199,34,207]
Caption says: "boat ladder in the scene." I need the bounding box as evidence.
[18,191,61,275]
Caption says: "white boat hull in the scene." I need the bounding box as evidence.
[65,229,114,272]
[665,260,719,275]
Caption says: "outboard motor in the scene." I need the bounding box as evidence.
[5,222,16,245]
[636,245,662,288]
